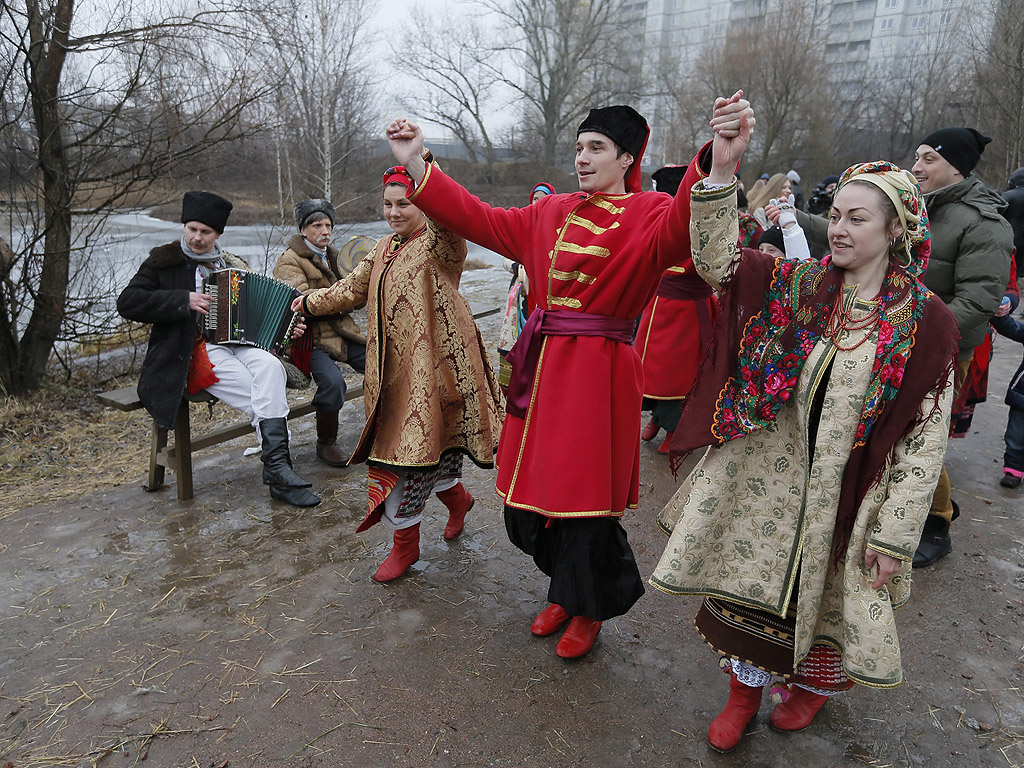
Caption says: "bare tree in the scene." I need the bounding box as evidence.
[252,0,378,206]
[857,10,971,170]
[962,0,1024,182]
[684,0,832,177]
[400,8,505,167]
[650,54,720,167]
[0,0,271,396]
[480,0,645,166]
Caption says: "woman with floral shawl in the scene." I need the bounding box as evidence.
[650,94,958,752]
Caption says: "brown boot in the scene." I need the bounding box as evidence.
[315,409,348,467]
[372,524,421,582]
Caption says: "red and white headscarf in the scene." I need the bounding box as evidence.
[382,166,416,198]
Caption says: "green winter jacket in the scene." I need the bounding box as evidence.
[797,175,1013,361]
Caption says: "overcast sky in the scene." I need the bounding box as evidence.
[368,0,514,142]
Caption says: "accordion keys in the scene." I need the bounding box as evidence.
[202,268,301,355]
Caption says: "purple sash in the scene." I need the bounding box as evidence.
[655,272,715,354]
[505,309,636,419]
[656,272,712,301]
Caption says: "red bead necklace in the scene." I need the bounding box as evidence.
[824,291,880,352]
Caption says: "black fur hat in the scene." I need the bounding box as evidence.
[652,165,687,197]
[181,191,233,233]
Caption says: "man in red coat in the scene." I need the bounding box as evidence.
[636,164,718,456]
[386,97,754,659]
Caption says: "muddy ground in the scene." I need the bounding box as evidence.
[1,267,1022,768]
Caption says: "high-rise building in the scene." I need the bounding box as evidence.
[638,0,985,167]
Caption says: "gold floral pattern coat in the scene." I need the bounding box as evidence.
[650,184,953,688]
[303,218,501,469]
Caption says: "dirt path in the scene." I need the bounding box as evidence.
[2,269,1022,768]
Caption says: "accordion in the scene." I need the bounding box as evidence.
[202,268,302,355]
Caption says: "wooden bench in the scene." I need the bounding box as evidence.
[97,385,360,501]
[100,305,499,501]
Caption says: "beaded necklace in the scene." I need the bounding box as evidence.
[823,291,880,352]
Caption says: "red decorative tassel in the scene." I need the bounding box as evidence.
[187,336,219,395]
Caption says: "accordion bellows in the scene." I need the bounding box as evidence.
[203,268,301,355]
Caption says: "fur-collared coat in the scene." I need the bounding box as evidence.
[273,235,365,361]
[116,242,248,429]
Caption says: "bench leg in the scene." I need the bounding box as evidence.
[146,424,168,492]
[174,399,195,501]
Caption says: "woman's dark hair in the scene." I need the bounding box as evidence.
[383,181,411,198]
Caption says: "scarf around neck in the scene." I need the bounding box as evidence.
[180,235,223,263]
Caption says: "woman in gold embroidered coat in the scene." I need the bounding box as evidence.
[649,94,957,752]
[296,165,502,582]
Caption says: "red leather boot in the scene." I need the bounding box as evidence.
[372,524,420,582]
[555,617,602,658]
[768,685,829,731]
[641,419,659,441]
[657,430,676,454]
[707,673,764,753]
[531,604,570,636]
[436,482,474,540]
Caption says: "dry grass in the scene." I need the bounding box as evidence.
[0,376,280,519]
[0,381,150,518]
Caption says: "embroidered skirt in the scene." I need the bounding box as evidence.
[367,452,464,528]
[695,596,853,692]
[503,506,644,621]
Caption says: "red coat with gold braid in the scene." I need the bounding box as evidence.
[635,263,717,400]
[408,148,708,518]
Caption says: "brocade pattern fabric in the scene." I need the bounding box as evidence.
[304,218,501,470]
[651,185,953,688]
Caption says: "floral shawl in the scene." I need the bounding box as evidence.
[673,199,957,567]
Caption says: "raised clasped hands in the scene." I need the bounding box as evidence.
[386,118,425,166]
[707,90,755,184]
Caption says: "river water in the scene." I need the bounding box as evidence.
[96,210,505,288]
[4,209,505,342]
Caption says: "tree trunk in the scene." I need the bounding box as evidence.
[6,0,74,394]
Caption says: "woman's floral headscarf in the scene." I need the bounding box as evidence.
[836,161,931,279]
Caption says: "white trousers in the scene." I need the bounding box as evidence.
[203,344,289,427]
